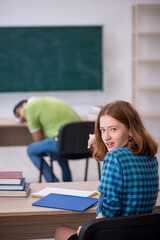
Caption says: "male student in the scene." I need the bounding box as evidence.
[13,96,82,182]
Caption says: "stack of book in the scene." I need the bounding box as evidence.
[87,105,103,120]
[0,171,30,197]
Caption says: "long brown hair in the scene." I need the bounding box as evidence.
[93,101,158,161]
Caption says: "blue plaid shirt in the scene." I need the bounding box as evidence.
[97,147,159,217]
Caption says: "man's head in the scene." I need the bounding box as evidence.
[13,100,27,122]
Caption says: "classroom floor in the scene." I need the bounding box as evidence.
[0,146,102,183]
[0,146,102,240]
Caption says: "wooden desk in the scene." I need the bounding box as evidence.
[0,117,92,146]
[0,180,160,240]
[0,117,33,146]
[0,181,99,240]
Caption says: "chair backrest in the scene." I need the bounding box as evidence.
[57,121,95,156]
[78,213,160,240]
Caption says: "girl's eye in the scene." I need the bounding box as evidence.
[100,129,105,132]
[111,128,116,131]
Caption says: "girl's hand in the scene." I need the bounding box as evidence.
[77,226,82,236]
[88,134,95,149]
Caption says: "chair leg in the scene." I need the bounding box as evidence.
[84,158,89,181]
[50,155,54,182]
[97,161,101,180]
[39,156,44,183]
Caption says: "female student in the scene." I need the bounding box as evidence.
[55,100,159,240]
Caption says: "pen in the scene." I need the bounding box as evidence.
[88,191,100,198]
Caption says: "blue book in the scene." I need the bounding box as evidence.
[0,178,26,191]
[32,193,98,212]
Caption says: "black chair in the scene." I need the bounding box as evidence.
[39,121,101,182]
[78,213,160,240]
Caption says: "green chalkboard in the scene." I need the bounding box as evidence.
[0,26,102,92]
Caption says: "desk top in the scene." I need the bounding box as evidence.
[0,181,99,217]
[0,116,94,127]
[0,117,93,146]
[0,117,26,127]
[0,181,160,217]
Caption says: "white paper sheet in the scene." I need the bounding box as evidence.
[32,187,97,198]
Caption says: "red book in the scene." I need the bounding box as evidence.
[0,171,23,184]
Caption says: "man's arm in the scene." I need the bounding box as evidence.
[31,129,44,142]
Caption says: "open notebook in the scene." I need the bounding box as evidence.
[32,187,98,198]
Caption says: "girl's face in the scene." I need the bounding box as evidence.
[100,114,131,152]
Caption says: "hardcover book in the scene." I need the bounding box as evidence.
[0,178,25,190]
[0,171,23,184]
[0,182,30,197]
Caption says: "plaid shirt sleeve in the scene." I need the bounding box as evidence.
[97,151,123,217]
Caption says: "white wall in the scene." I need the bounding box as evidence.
[0,0,159,117]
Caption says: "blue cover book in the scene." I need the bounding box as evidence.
[32,193,98,212]
[0,177,25,191]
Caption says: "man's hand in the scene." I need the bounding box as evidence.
[31,129,43,142]
[23,121,28,127]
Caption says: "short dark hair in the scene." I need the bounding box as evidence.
[13,100,28,116]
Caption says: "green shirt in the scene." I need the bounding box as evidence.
[24,97,82,138]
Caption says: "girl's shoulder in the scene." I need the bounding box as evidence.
[106,147,130,157]
[104,147,131,165]
[105,147,157,165]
